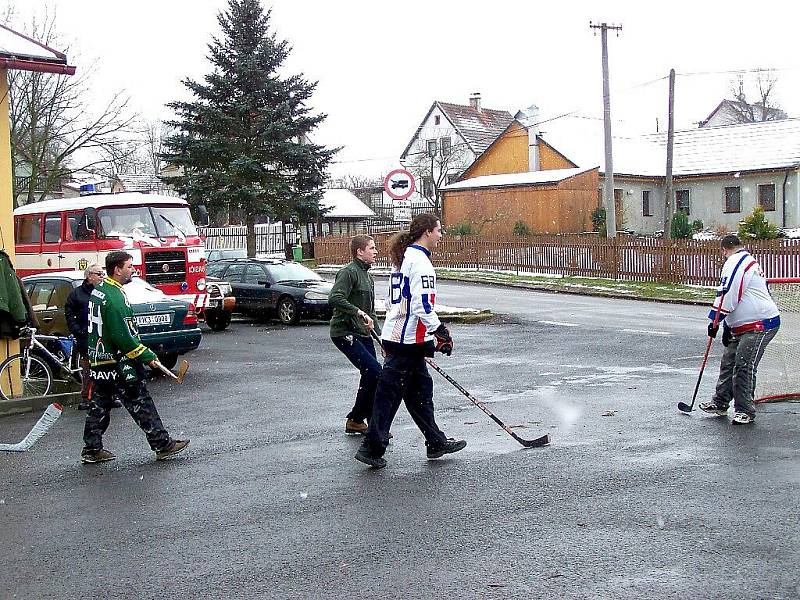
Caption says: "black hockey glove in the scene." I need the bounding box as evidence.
[707,322,718,338]
[721,325,732,347]
[432,324,453,356]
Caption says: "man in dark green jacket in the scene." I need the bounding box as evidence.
[329,235,382,434]
[82,250,189,464]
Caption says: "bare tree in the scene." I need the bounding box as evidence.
[402,139,471,216]
[727,70,787,124]
[6,9,137,206]
[328,173,382,190]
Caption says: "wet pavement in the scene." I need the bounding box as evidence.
[1,280,798,599]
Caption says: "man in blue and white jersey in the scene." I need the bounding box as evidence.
[700,234,780,424]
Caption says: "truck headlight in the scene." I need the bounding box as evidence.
[197,278,206,291]
[305,291,328,300]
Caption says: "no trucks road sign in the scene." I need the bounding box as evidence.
[383,168,415,201]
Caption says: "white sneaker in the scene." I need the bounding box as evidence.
[732,412,755,425]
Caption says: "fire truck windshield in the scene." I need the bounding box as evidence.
[97,206,197,239]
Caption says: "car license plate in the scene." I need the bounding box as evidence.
[135,313,171,326]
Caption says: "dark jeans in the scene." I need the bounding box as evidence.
[332,335,381,422]
[83,363,171,452]
[713,327,779,416]
[363,351,447,458]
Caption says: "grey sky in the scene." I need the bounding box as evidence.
[14,0,800,179]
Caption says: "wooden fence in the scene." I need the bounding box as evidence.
[314,234,800,286]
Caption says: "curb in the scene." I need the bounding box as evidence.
[0,391,82,418]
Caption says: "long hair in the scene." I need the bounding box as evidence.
[387,213,439,268]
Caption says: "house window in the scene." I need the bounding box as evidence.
[675,190,690,215]
[642,190,652,216]
[440,137,451,157]
[422,177,434,198]
[434,115,440,125]
[724,186,741,213]
[426,139,437,157]
[759,184,776,211]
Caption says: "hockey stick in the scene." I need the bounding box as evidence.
[369,330,550,448]
[153,360,189,384]
[678,290,726,413]
[0,403,63,452]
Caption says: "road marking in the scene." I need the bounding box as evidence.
[539,320,580,327]
[623,328,671,336]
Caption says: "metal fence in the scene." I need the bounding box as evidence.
[314,234,800,286]
[199,223,296,255]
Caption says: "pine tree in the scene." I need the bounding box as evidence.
[738,205,777,240]
[162,0,337,256]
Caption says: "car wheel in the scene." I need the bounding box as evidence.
[277,296,300,325]
[205,309,232,332]
[158,353,179,370]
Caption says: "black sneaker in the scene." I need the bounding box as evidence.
[354,447,387,469]
[81,449,116,464]
[699,401,728,416]
[426,438,467,459]
[77,401,91,410]
[156,439,190,461]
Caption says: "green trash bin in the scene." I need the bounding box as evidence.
[292,245,303,261]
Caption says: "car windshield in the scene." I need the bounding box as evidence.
[151,206,198,237]
[98,207,158,238]
[267,262,322,282]
[97,205,197,239]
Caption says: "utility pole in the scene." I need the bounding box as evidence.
[590,21,622,238]
[663,68,676,238]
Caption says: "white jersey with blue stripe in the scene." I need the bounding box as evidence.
[709,249,779,328]
[381,244,441,345]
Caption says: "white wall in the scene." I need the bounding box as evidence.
[609,170,798,234]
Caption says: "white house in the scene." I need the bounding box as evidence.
[543,118,800,234]
[399,94,513,199]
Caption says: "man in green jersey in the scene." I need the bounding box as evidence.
[81,251,189,464]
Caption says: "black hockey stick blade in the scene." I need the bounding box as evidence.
[677,401,693,413]
[516,433,551,448]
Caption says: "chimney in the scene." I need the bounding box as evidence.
[521,104,540,171]
[469,92,482,112]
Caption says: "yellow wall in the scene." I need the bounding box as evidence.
[539,140,577,171]
[0,70,21,373]
[463,123,578,179]
[463,122,529,178]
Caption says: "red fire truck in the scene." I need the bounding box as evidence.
[13,192,211,310]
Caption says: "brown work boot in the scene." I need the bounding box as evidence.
[345,419,368,434]
[156,439,190,461]
[81,448,116,464]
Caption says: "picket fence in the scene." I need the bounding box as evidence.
[313,234,800,286]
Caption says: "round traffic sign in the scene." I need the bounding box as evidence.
[383,169,416,200]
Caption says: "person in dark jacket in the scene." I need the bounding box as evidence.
[65,264,105,410]
[328,235,382,434]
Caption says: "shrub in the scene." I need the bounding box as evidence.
[449,221,472,236]
[691,219,704,233]
[591,206,607,237]
[512,220,532,236]
[671,211,692,239]
[738,205,777,240]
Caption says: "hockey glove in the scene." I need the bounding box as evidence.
[432,324,453,356]
[721,324,732,347]
[707,322,718,338]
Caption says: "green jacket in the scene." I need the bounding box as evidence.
[88,277,156,375]
[328,259,380,338]
[0,250,28,338]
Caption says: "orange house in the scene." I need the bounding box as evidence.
[442,111,599,235]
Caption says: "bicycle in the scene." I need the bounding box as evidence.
[0,327,83,401]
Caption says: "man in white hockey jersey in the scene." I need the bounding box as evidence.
[700,234,780,424]
[355,213,466,468]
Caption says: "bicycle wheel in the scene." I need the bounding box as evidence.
[0,353,53,401]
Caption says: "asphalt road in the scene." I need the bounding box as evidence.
[1,281,798,599]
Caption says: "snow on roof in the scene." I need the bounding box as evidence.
[0,24,62,61]
[14,192,188,215]
[441,167,596,191]
[541,116,800,178]
[320,189,376,219]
